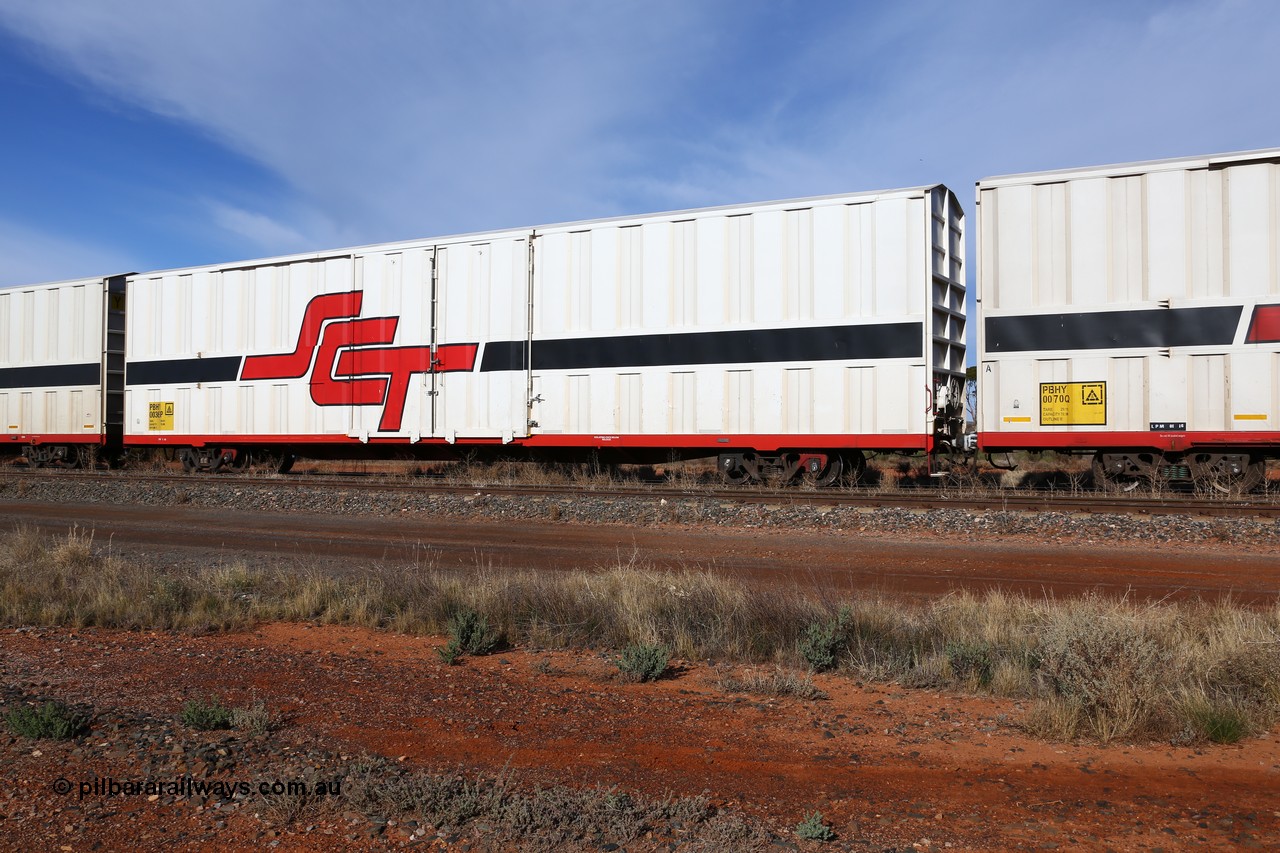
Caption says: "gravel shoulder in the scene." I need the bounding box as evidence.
[2,472,1278,602]
[3,623,1279,851]
[1,473,1278,850]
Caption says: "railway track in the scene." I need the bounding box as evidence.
[6,466,1280,520]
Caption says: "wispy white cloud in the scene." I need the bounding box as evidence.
[0,219,138,288]
[631,0,1280,210]
[0,0,720,250]
[205,201,314,256]
[1,0,1277,270]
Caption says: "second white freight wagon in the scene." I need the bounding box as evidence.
[0,275,126,466]
[123,185,966,483]
[976,147,1280,490]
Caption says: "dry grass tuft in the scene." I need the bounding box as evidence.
[716,666,829,701]
[3,527,1278,744]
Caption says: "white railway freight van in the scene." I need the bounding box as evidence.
[976,147,1280,490]
[123,185,966,483]
[0,275,126,466]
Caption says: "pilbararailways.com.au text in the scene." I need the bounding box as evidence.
[51,775,343,800]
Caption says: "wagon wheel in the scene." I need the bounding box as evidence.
[802,454,845,489]
[24,446,48,469]
[52,446,80,469]
[212,448,249,473]
[720,454,757,485]
[1187,452,1265,496]
[1091,452,1158,493]
[178,449,199,473]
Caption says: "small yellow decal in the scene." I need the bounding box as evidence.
[1233,413,1267,420]
[1040,382,1106,426]
[1003,416,1032,423]
[148,401,175,431]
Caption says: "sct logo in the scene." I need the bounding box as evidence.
[240,292,477,432]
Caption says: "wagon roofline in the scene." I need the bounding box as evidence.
[976,145,1280,188]
[126,183,956,279]
[0,273,142,292]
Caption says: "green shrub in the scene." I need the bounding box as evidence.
[1181,693,1252,744]
[437,640,463,665]
[946,641,995,687]
[5,700,88,740]
[455,609,501,653]
[180,696,234,731]
[798,607,851,672]
[794,810,835,841]
[617,642,669,682]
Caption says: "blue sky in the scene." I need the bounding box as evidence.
[2,0,1278,288]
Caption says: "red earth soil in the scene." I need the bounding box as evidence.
[2,490,1279,849]
[1,623,1278,851]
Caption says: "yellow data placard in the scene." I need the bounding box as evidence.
[148,401,175,431]
[1040,382,1106,426]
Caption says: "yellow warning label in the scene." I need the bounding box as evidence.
[148,401,175,431]
[1040,382,1106,426]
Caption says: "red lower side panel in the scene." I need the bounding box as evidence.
[125,432,932,452]
[4,434,105,446]
[979,431,1280,453]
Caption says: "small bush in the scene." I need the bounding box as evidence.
[618,642,669,682]
[798,608,850,672]
[946,641,995,687]
[180,696,234,731]
[437,609,502,664]
[437,640,463,665]
[1036,611,1172,741]
[453,609,502,654]
[230,700,280,735]
[1180,692,1252,744]
[5,700,88,740]
[1206,644,1280,706]
[795,810,835,841]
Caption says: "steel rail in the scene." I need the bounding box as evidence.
[5,467,1279,519]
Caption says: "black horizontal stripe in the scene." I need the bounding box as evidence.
[481,341,529,372]
[127,356,243,386]
[985,306,1242,352]
[0,362,99,389]
[480,322,922,372]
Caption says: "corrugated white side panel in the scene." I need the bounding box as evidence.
[126,255,359,439]
[123,184,959,449]
[0,278,105,439]
[529,189,952,442]
[978,149,1280,443]
[435,236,529,441]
